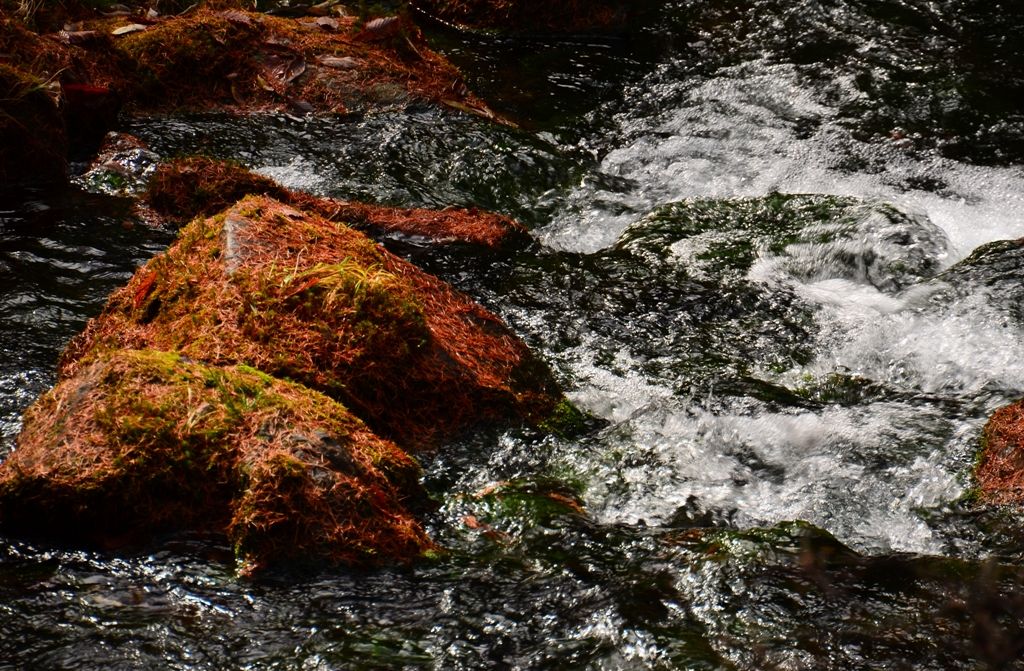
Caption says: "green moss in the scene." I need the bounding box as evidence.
[462,477,586,534]
[537,398,589,438]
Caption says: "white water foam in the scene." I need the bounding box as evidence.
[541,59,1024,555]
[573,398,966,554]
[538,60,1024,256]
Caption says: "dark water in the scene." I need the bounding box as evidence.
[3,1,1024,668]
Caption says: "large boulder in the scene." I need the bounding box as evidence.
[976,399,1024,505]
[61,195,566,449]
[0,349,431,574]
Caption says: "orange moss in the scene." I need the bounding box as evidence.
[61,195,563,450]
[114,10,265,109]
[316,200,530,248]
[0,349,431,572]
[411,0,630,32]
[146,155,529,247]
[0,13,124,89]
[976,400,1024,505]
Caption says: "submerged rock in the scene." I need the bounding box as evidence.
[61,195,566,449]
[145,156,529,248]
[0,349,431,574]
[75,132,160,196]
[616,193,950,292]
[977,400,1024,505]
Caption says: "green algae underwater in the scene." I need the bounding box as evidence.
[3,0,1024,668]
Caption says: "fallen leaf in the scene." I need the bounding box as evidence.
[264,35,293,47]
[111,23,148,36]
[317,55,360,69]
[308,0,340,16]
[364,16,399,32]
[288,98,315,114]
[55,30,100,45]
[262,53,306,86]
[355,15,401,41]
[255,74,275,92]
[219,10,254,26]
[315,16,339,30]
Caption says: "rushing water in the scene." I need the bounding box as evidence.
[3,1,1024,668]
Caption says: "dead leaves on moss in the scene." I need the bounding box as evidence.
[6,5,496,117]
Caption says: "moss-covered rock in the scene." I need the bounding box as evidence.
[62,195,566,449]
[110,7,496,117]
[0,349,431,573]
[144,156,529,248]
[976,399,1024,505]
[1,4,503,186]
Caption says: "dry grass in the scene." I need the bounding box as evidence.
[977,400,1024,504]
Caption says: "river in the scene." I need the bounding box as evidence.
[2,0,1024,668]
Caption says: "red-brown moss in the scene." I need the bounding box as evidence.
[976,399,1024,505]
[0,349,432,573]
[145,156,291,220]
[2,4,503,187]
[61,195,563,449]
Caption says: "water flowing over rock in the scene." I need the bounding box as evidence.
[144,156,530,248]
